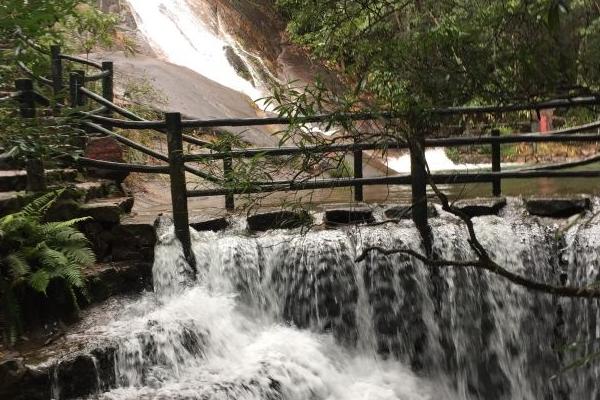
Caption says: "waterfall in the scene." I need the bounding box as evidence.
[124,0,267,102]
[52,207,600,399]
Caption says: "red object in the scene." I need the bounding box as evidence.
[84,137,124,162]
[539,114,549,133]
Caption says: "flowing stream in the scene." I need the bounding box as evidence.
[49,205,600,399]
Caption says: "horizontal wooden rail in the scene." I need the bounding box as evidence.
[16,60,53,87]
[517,153,600,172]
[59,54,103,70]
[187,169,600,197]
[178,96,600,129]
[183,131,600,162]
[425,133,600,146]
[0,92,22,102]
[77,157,170,173]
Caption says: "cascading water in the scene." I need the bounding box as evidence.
[47,203,600,399]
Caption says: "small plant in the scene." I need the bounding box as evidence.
[0,190,95,344]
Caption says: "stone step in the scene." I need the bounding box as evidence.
[0,180,121,218]
[246,210,311,231]
[78,197,134,224]
[325,207,375,226]
[0,169,78,192]
[454,197,507,218]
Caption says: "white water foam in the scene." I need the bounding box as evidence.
[87,222,439,400]
[386,148,489,173]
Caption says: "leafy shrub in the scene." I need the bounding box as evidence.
[0,190,95,344]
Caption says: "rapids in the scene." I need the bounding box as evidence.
[49,203,600,399]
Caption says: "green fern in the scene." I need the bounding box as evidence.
[21,189,65,219]
[0,190,95,345]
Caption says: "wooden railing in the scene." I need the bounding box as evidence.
[4,34,600,270]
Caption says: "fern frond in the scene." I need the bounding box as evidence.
[38,245,69,271]
[55,263,85,288]
[28,269,50,294]
[42,217,91,232]
[43,226,87,246]
[64,245,96,267]
[21,189,65,219]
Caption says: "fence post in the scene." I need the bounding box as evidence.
[50,45,63,115]
[353,137,364,202]
[74,70,86,107]
[15,79,46,191]
[410,131,432,256]
[69,72,82,107]
[101,61,114,127]
[223,143,235,211]
[166,112,196,274]
[15,79,35,118]
[491,129,501,196]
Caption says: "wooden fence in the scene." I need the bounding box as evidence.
[5,34,600,268]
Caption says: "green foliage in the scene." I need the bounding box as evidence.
[276,0,600,111]
[0,108,86,166]
[0,190,95,344]
[60,3,120,56]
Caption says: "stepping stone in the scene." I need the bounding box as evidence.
[247,210,312,231]
[0,169,78,192]
[325,208,374,225]
[525,197,591,218]
[78,198,133,225]
[384,204,438,219]
[454,197,507,218]
[190,216,229,232]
